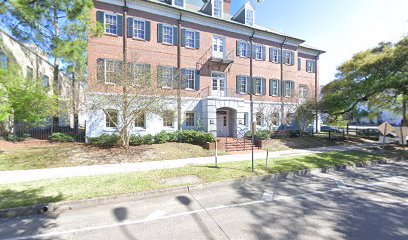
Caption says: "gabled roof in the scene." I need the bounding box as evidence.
[232,1,256,20]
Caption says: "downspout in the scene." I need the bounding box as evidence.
[250,30,255,172]
[177,12,182,130]
[122,0,129,146]
[314,54,320,133]
[280,36,287,125]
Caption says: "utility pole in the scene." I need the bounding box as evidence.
[314,55,319,134]
[250,33,254,172]
[177,13,182,130]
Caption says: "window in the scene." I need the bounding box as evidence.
[105,60,116,84]
[133,19,145,39]
[255,45,262,60]
[239,76,247,94]
[283,50,294,65]
[270,79,279,96]
[129,63,150,86]
[185,112,195,127]
[134,112,145,128]
[298,57,301,71]
[254,78,262,95]
[0,52,7,69]
[244,113,248,126]
[270,48,279,63]
[246,9,254,26]
[162,25,173,44]
[43,75,50,88]
[26,66,33,79]
[256,112,262,126]
[104,13,117,35]
[306,60,316,73]
[285,81,291,97]
[299,85,308,98]
[163,111,174,127]
[160,66,174,88]
[173,0,184,7]
[238,42,248,57]
[213,0,223,18]
[106,110,118,128]
[184,69,195,89]
[185,30,195,48]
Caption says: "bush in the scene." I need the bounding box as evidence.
[167,131,180,142]
[177,130,215,145]
[88,134,119,148]
[255,130,271,140]
[288,130,300,138]
[129,135,144,146]
[6,133,30,142]
[143,134,154,145]
[50,133,75,142]
[154,131,170,144]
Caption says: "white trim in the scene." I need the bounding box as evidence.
[212,0,223,18]
[104,12,118,35]
[97,0,306,48]
[172,0,186,9]
[212,35,226,59]
[162,23,174,45]
[245,8,255,26]
[133,18,146,40]
[184,29,196,48]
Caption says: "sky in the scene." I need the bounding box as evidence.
[230,0,408,86]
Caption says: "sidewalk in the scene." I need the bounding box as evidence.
[0,143,378,184]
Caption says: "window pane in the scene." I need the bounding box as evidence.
[186,112,195,126]
[185,69,195,89]
[185,30,195,48]
[134,20,145,39]
[134,112,145,128]
[214,0,222,17]
[163,25,173,44]
[246,9,253,26]
[106,110,118,128]
[105,14,117,35]
[174,0,184,7]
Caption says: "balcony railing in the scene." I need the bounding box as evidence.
[196,46,235,70]
[200,87,242,98]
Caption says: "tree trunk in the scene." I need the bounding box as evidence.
[52,0,59,126]
[402,97,407,127]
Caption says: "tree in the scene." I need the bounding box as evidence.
[0,66,57,131]
[88,53,177,148]
[1,0,99,124]
[294,101,316,136]
[320,36,408,126]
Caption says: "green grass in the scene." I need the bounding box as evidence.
[0,142,227,171]
[0,150,384,210]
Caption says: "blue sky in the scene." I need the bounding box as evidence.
[231,0,408,85]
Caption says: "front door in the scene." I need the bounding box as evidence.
[212,72,226,97]
[217,110,229,137]
[212,36,224,59]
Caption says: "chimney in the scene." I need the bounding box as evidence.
[223,0,231,16]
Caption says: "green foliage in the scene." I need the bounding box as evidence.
[154,131,170,144]
[129,135,144,146]
[50,133,74,142]
[6,133,29,142]
[166,131,179,142]
[0,67,57,124]
[320,36,408,124]
[255,130,271,140]
[294,102,316,136]
[142,134,155,145]
[88,134,119,148]
[177,130,215,145]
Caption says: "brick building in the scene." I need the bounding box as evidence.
[86,0,325,138]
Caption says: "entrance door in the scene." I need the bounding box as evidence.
[212,36,225,59]
[212,72,226,97]
[216,110,229,137]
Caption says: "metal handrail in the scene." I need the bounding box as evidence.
[201,87,242,98]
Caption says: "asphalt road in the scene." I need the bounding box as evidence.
[1,161,407,240]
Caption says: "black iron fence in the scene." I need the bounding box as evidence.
[320,125,380,140]
[0,122,86,143]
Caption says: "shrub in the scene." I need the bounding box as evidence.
[50,133,75,142]
[154,131,170,144]
[255,130,271,140]
[178,130,215,145]
[88,134,119,148]
[6,133,29,142]
[167,131,179,142]
[288,130,300,138]
[129,135,144,146]
[142,134,154,145]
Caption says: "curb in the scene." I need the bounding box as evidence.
[0,158,400,219]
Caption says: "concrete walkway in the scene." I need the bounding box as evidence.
[0,143,378,184]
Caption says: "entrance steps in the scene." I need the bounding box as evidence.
[224,138,259,152]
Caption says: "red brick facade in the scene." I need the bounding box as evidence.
[88,0,323,103]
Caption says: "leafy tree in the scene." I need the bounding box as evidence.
[320,36,408,126]
[1,0,99,124]
[0,66,57,129]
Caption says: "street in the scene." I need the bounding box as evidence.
[1,161,407,240]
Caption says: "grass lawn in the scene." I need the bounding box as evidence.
[0,141,227,171]
[0,150,384,210]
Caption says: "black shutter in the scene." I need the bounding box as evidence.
[261,78,266,95]
[127,17,133,38]
[195,70,200,90]
[236,76,241,93]
[97,58,105,83]
[269,79,273,96]
[117,15,123,36]
[96,11,104,25]
[236,41,240,56]
[246,76,252,94]
[181,29,186,47]
[195,31,200,49]
[157,23,163,43]
[145,21,151,41]
[181,68,186,89]
[157,65,163,87]
[262,46,266,61]
[173,26,178,45]
[269,48,273,62]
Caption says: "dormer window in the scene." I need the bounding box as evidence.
[246,9,254,26]
[173,0,185,8]
[213,0,223,18]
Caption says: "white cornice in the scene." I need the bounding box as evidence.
[98,0,305,47]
